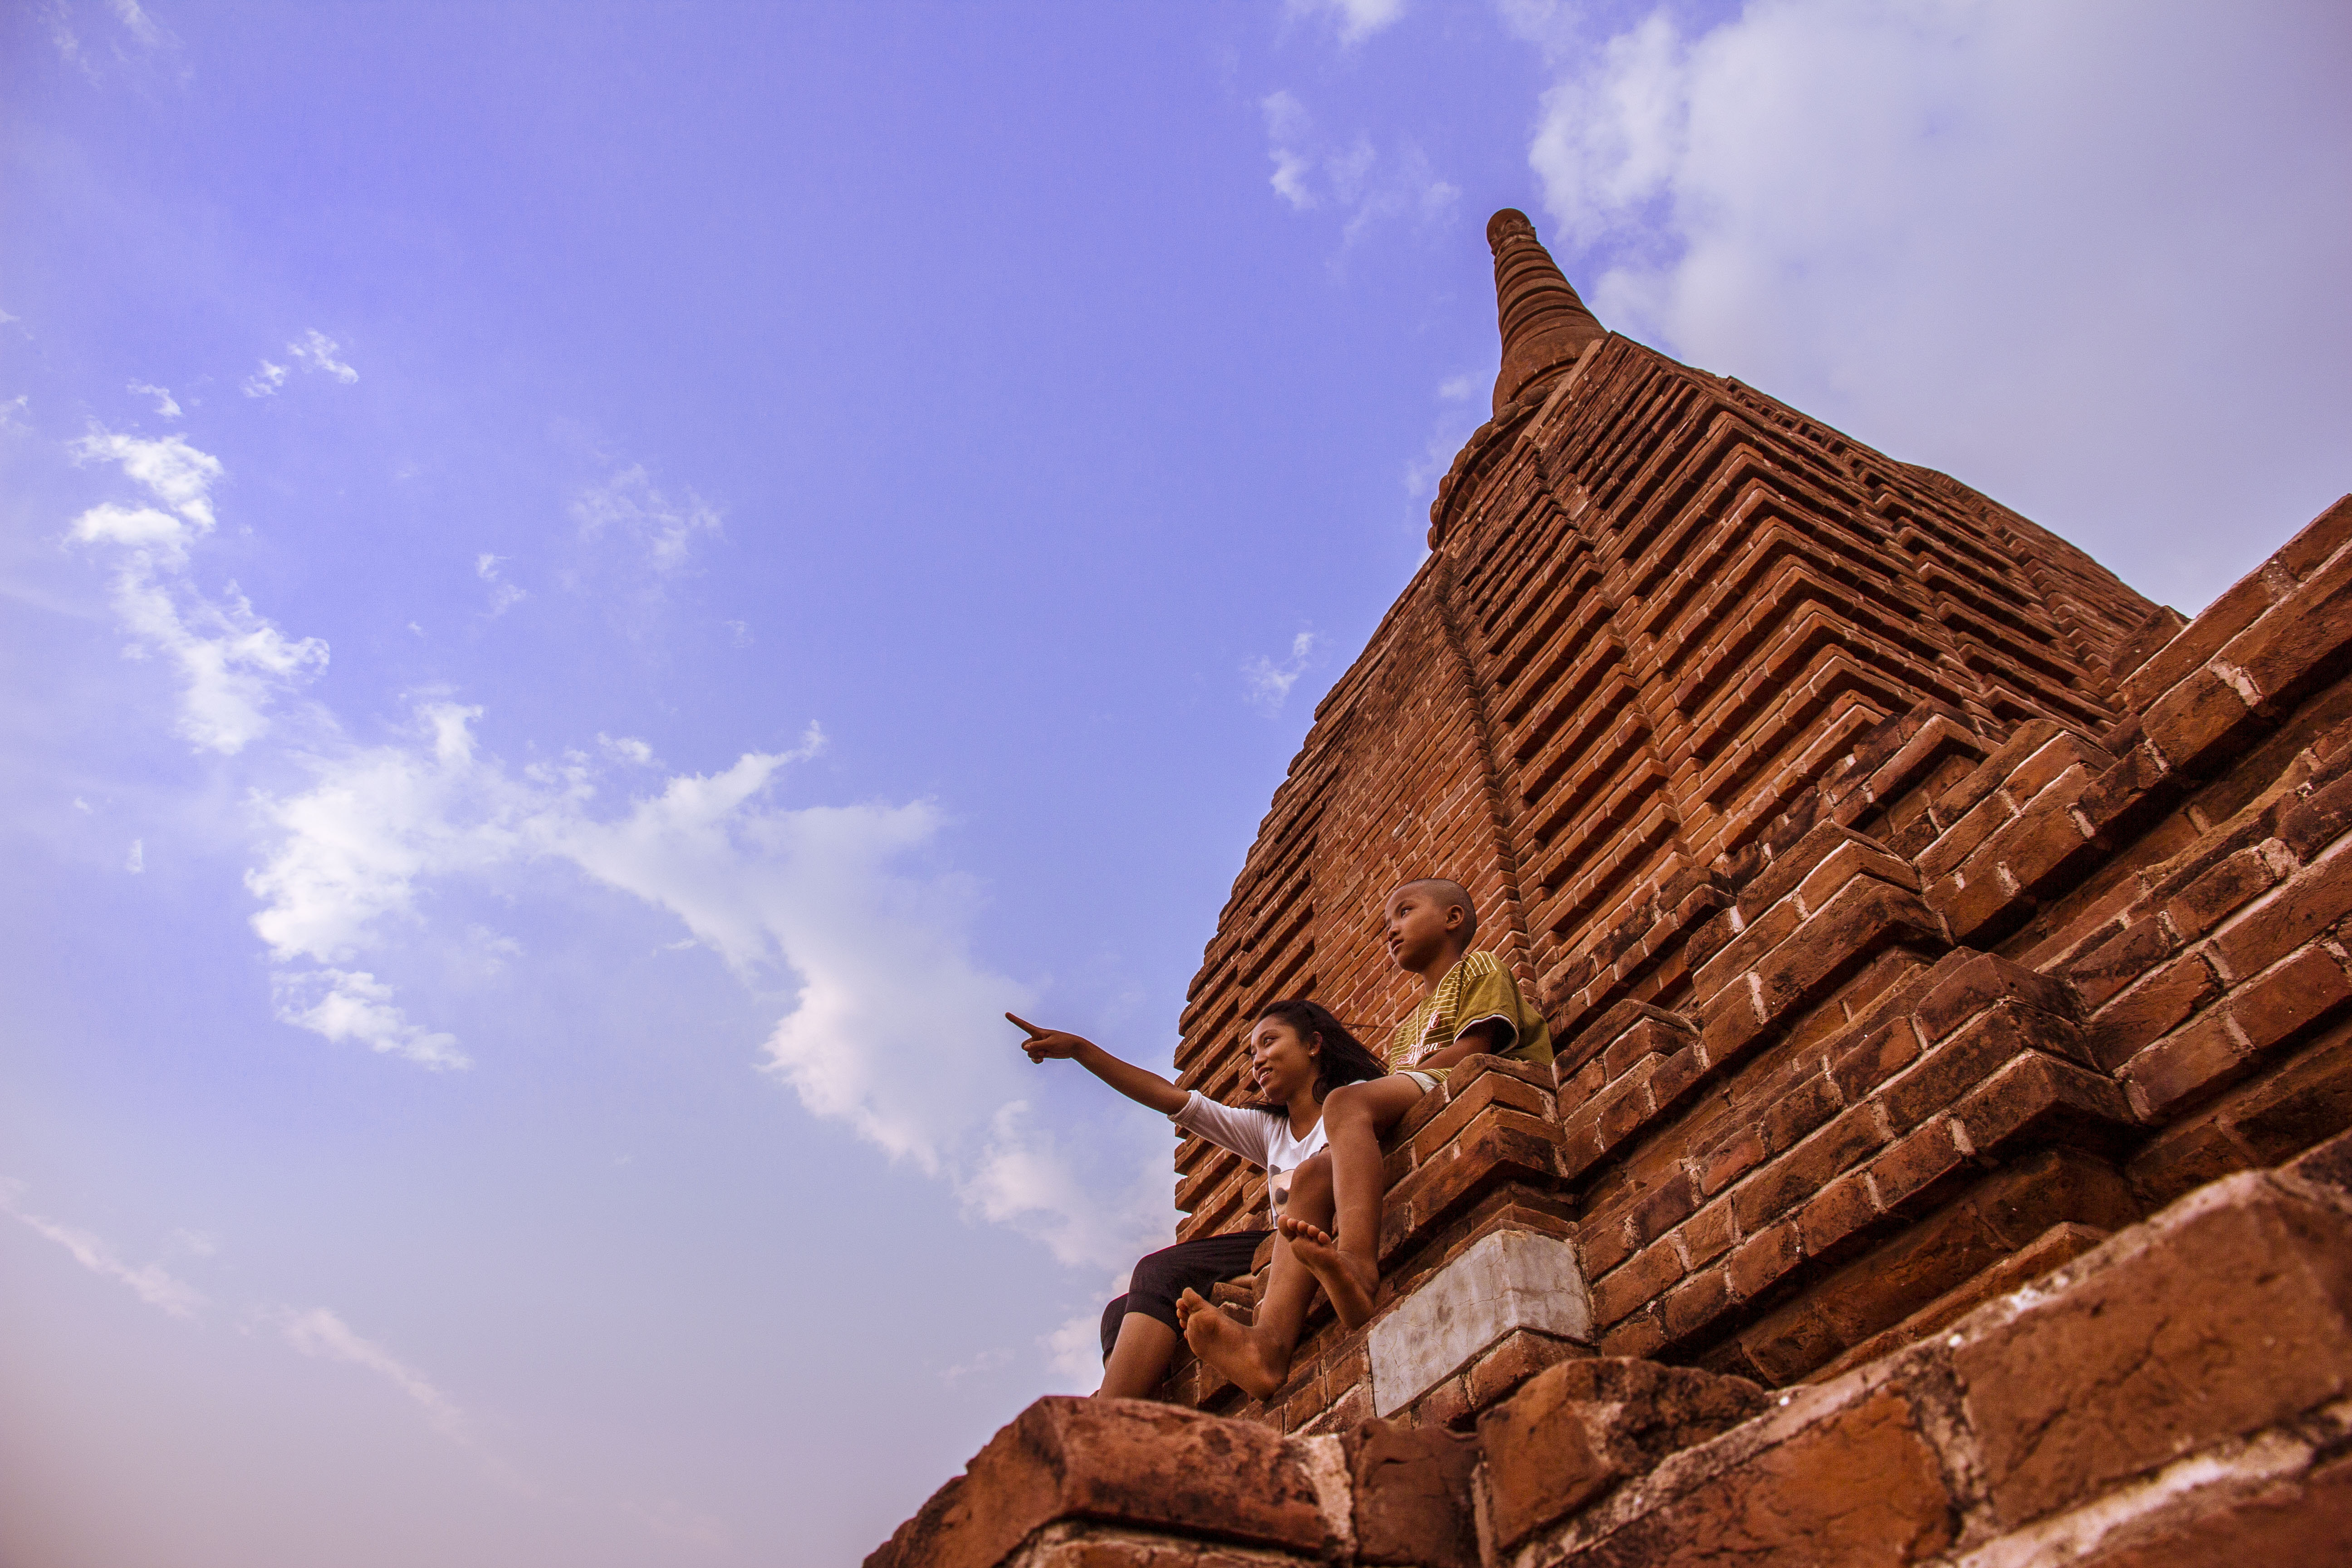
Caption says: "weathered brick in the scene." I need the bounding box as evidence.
[1914,949,2081,1041]
[2126,948,2352,1120]
[1827,1016,1924,1103]
[1758,1072,1843,1155]
[1795,1169,1880,1258]
[1865,1116,1973,1214]
[1952,1174,2352,1529]
[2091,953,2222,1072]
[871,1398,1329,1568]
[2221,529,2352,712]
[2068,915,2174,1010]
[1590,1239,1685,1328]
[1695,1125,1766,1196]
[1677,1197,1738,1269]
[2211,839,2352,980]
[1625,1169,1700,1246]
[1952,1051,2136,1157]
[2140,664,2267,779]
[1476,1358,1769,1553]
[2165,844,2284,941]
[1343,1420,1480,1568]
[1880,1000,2080,1132]
[1658,1264,1735,1343]
[1549,1388,1957,1566]
[1732,1103,1891,1233]
[1727,1220,1803,1302]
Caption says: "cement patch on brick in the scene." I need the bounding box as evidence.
[1367,1230,1592,1417]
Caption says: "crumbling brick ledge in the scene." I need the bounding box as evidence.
[869,1130,2352,1567]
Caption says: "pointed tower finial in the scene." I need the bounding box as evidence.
[1487,208,1605,414]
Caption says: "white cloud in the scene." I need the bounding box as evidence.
[475,552,526,615]
[0,394,27,431]
[245,702,533,965]
[1262,91,1318,210]
[128,380,181,418]
[61,427,1161,1271]
[1518,0,2352,612]
[572,464,720,574]
[1406,372,1492,498]
[68,431,328,753]
[112,575,329,752]
[109,0,163,49]
[1041,1310,1105,1393]
[242,360,288,397]
[598,733,657,767]
[273,969,469,1070]
[1286,0,1406,46]
[70,429,220,530]
[126,838,143,872]
[239,701,1165,1268]
[1242,629,1318,714]
[724,619,752,648]
[274,1306,467,1440]
[1255,91,1457,241]
[286,329,358,384]
[0,1183,206,1318]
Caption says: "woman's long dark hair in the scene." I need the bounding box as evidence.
[1245,997,1389,1113]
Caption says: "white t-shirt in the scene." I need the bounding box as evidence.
[1171,1091,1328,1228]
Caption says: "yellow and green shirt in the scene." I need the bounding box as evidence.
[1389,950,1555,1071]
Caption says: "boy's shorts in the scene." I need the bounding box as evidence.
[1398,1068,1449,1094]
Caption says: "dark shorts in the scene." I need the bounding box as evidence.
[1100,1230,1271,1361]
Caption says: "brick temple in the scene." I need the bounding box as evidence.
[871,211,2352,1566]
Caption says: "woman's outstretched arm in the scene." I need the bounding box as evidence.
[1009,1013,1189,1116]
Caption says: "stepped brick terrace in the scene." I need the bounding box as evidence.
[871,210,2352,1567]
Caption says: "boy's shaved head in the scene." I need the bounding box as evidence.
[1393,877,1478,941]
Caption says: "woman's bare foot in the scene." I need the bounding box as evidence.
[1174,1287,1289,1401]
[1278,1214,1378,1329]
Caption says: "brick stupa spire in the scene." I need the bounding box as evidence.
[1488,207,1605,414]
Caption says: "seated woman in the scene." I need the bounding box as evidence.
[1009,999,1387,1400]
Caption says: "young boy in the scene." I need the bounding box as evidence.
[1177,877,1551,1392]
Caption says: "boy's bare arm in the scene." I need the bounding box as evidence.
[1008,1013,1190,1116]
[1415,1019,1510,1072]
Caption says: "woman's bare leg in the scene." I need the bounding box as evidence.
[1098,1311,1183,1399]
[1176,1156,1335,1400]
[1283,1076,1427,1327]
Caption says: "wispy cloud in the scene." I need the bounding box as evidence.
[273,1306,468,1441]
[109,0,163,48]
[1405,371,1492,498]
[571,464,720,575]
[1255,90,1457,243]
[243,331,358,397]
[68,429,328,753]
[475,551,526,616]
[273,969,468,1070]
[1284,0,1407,47]
[287,329,358,384]
[1243,628,1319,714]
[128,380,181,418]
[0,1182,206,1318]
[233,697,1163,1268]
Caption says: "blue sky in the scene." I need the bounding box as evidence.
[3,2,2347,1563]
